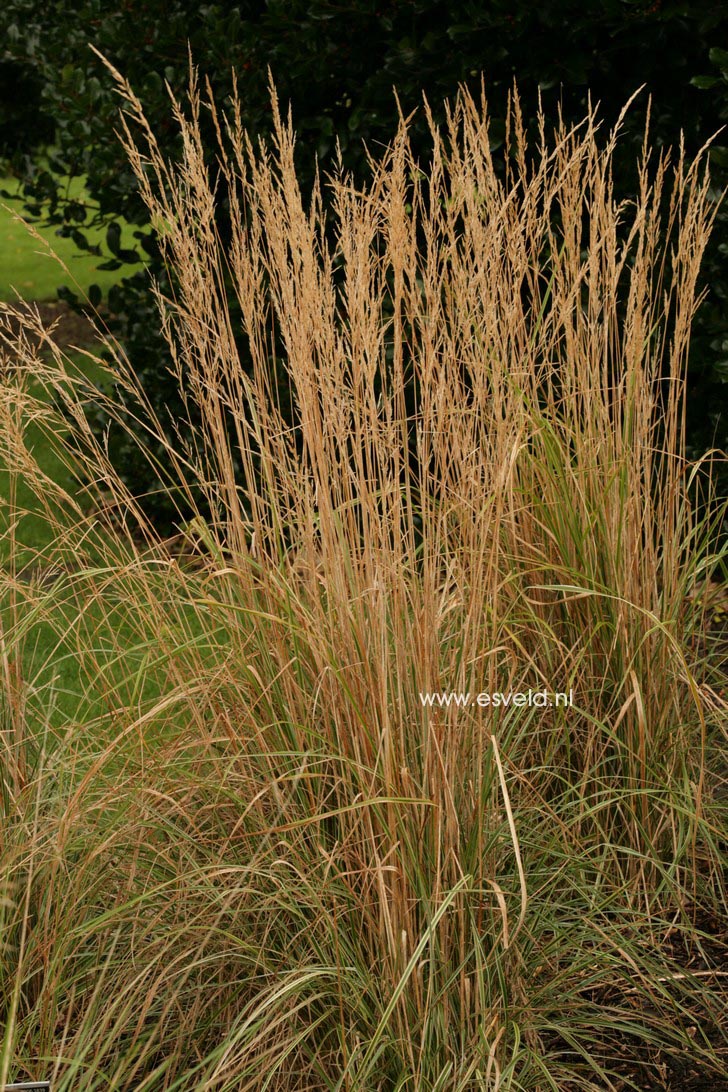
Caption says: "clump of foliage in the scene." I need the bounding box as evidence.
[0,77,726,1089]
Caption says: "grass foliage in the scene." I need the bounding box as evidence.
[0,71,726,1090]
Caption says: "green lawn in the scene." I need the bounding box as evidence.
[0,173,140,300]
[0,353,211,732]
[0,173,149,726]
[0,353,109,726]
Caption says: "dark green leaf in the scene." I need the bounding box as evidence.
[106,221,122,255]
[87,282,103,308]
[57,285,79,305]
[708,47,728,69]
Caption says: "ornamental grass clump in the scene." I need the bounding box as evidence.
[0,68,726,1090]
